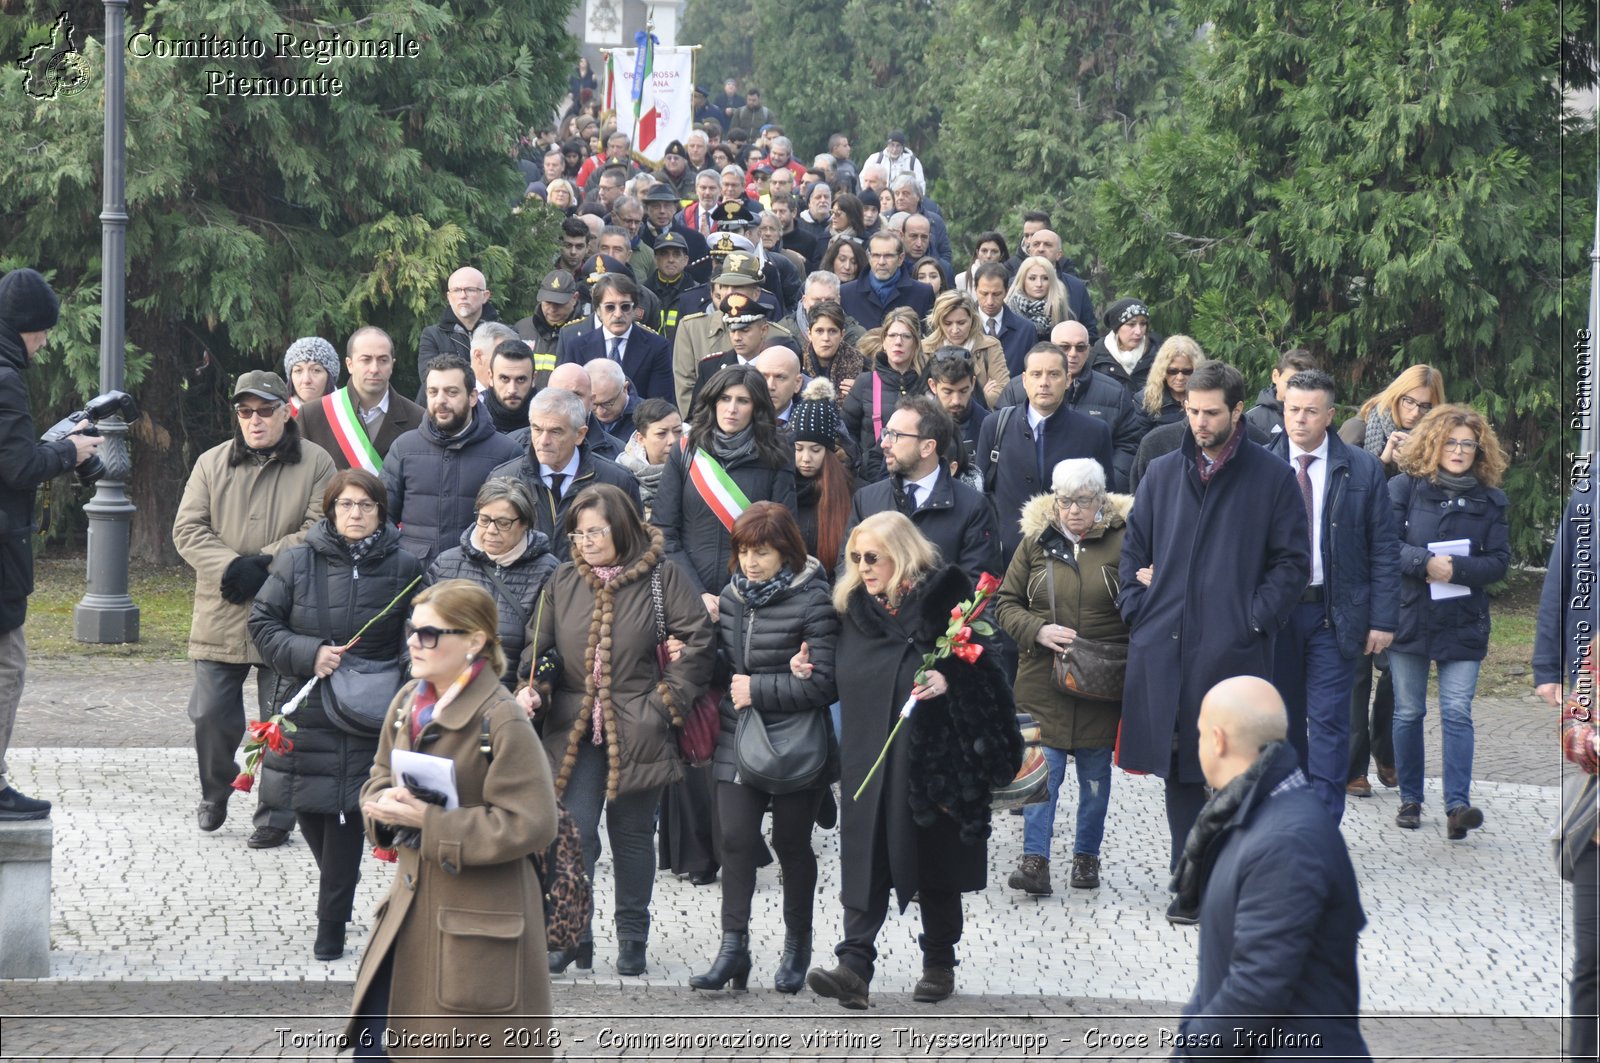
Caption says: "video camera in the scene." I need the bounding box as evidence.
[40,390,140,487]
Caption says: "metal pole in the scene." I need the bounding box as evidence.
[74,0,138,643]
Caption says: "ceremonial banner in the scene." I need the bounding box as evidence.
[607,42,693,162]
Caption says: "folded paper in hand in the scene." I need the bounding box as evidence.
[391,750,459,809]
[1427,539,1472,601]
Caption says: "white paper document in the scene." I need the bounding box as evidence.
[1427,538,1472,600]
[390,750,460,809]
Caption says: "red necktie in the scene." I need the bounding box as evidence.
[1296,454,1316,534]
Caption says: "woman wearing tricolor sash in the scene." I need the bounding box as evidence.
[650,364,796,883]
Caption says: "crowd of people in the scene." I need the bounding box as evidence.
[0,67,1582,1058]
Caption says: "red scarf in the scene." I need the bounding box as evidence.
[1196,420,1246,485]
[410,658,488,741]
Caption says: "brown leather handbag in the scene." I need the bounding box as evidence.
[1046,557,1128,703]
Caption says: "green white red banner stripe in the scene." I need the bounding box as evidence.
[322,387,382,474]
[685,442,751,532]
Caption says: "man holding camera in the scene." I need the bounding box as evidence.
[173,371,335,847]
[0,269,103,820]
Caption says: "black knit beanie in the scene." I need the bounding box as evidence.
[0,269,60,333]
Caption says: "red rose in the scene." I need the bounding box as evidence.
[953,641,983,664]
[950,605,964,620]
[975,572,1001,596]
[245,720,271,742]
[957,626,972,643]
[372,847,398,863]
[231,772,254,793]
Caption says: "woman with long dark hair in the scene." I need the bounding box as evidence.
[820,237,868,286]
[828,193,867,243]
[800,300,866,403]
[789,378,855,579]
[1388,405,1509,839]
[690,502,838,993]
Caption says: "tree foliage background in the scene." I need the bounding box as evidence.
[0,0,573,561]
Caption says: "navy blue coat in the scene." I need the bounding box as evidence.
[975,403,1115,560]
[1177,742,1371,1060]
[997,369,1147,493]
[557,324,674,404]
[1388,473,1509,662]
[1117,434,1311,781]
[838,270,936,330]
[381,404,522,565]
[1267,433,1400,659]
[1535,481,1600,687]
[487,446,642,562]
[843,465,1002,584]
[1060,272,1098,346]
[990,307,1040,379]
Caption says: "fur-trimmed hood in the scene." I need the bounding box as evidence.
[1018,491,1133,542]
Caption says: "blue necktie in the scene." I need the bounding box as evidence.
[1034,418,1047,483]
[608,337,623,362]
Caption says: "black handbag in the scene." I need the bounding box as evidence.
[313,552,405,737]
[1046,557,1128,703]
[735,706,831,794]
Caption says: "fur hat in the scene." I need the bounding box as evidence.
[0,268,60,333]
[282,336,339,381]
[789,377,839,446]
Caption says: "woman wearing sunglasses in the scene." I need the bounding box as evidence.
[1140,336,1205,429]
[428,478,559,691]
[807,512,1020,1010]
[1387,405,1509,840]
[247,469,425,961]
[348,579,557,1059]
[521,483,714,976]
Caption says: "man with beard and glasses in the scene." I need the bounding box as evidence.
[1117,361,1310,923]
[381,355,520,565]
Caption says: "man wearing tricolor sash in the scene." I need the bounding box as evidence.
[298,327,424,474]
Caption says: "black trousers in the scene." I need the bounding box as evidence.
[1165,745,1208,873]
[835,818,962,982]
[351,948,394,1061]
[186,660,294,830]
[297,811,365,923]
[716,780,821,933]
[1348,654,1396,780]
[1574,839,1600,1062]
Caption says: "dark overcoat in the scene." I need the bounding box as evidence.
[651,438,796,596]
[1388,473,1509,662]
[1116,432,1310,782]
[1177,743,1371,1061]
[836,566,1020,911]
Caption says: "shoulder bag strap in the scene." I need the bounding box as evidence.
[311,551,334,644]
[871,371,885,441]
[985,405,1014,494]
[650,567,667,642]
[479,559,531,629]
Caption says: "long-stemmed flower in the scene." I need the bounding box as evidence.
[853,571,1001,801]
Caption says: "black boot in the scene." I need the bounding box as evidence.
[616,939,648,976]
[548,940,594,973]
[689,931,750,990]
[773,928,812,994]
[313,919,345,961]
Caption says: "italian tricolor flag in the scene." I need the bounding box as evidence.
[631,30,660,155]
[685,441,751,532]
[322,387,382,474]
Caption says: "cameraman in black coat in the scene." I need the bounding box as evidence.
[0,269,102,820]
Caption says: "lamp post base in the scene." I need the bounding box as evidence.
[73,596,139,644]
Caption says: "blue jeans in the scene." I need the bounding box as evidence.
[1388,651,1480,810]
[1021,745,1113,858]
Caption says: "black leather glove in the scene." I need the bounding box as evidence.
[219,554,272,604]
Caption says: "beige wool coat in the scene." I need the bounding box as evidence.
[172,436,336,664]
[346,665,558,1059]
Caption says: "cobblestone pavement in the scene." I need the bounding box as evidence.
[0,658,1579,1062]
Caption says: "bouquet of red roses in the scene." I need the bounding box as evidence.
[232,717,296,793]
[853,571,1001,801]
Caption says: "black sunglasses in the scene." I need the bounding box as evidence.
[848,551,883,567]
[405,621,469,649]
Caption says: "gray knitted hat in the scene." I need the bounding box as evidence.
[282,336,340,381]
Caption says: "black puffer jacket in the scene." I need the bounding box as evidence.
[248,520,425,813]
[711,558,838,786]
[841,359,926,483]
[651,439,796,595]
[428,526,560,684]
[380,403,521,565]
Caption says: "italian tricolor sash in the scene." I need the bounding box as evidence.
[684,439,752,532]
[321,388,382,474]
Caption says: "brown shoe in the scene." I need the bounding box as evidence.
[1070,853,1100,889]
[1376,763,1398,788]
[1346,777,1373,797]
[1006,854,1052,896]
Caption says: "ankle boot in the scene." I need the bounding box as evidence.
[689,931,751,990]
[773,928,812,994]
[313,919,345,961]
[548,940,593,973]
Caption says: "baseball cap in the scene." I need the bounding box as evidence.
[538,270,578,303]
[232,370,290,404]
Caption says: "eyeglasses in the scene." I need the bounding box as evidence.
[600,302,635,314]
[1166,367,1195,377]
[475,513,521,531]
[405,622,469,648]
[334,499,378,514]
[1059,342,1090,353]
[884,331,917,343]
[235,403,282,420]
[569,525,612,544]
[1056,495,1100,511]
[1442,439,1480,453]
[868,252,901,262]
[1399,396,1434,414]
[447,286,485,297]
[879,428,929,446]
[848,550,884,567]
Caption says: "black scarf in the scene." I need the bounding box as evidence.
[1169,740,1292,913]
[731,565,793,609]
[343,528,384,567]
[1434,469,1481,497]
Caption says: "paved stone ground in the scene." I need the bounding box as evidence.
[0,659,1579,1062]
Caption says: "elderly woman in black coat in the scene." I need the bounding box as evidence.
[687,502,838,994]
[428,478,559,689]
[806,512,1019,1010]
[248,468,425,962]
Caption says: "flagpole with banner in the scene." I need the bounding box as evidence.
[604,37,697,163]
[631,22,656,149]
